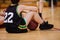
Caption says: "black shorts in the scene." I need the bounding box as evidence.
[5,24,28,33]
[6,25,28,33]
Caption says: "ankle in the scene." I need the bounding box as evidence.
[40,21,48,24]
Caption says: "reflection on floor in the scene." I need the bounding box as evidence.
[0,7,60,40]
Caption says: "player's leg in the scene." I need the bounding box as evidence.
[33,12,54,30]
[33,12,44,24]
[37,0,44,19]
[38,0,44,13]
[23,12,34,26]
[37,0,54,30]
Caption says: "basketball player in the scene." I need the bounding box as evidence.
[3,0,38,33]
[3,0,53,33]
[38,0,44,19]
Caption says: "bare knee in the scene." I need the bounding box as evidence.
[24,12,37,26]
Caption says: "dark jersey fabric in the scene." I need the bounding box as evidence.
[4,4,27,33]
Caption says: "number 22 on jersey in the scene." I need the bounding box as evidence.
[4,12,13,23]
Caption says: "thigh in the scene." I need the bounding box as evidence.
[23,12,34,26]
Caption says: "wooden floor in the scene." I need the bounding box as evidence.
[0,7,60,40]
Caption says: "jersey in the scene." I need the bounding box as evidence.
[4,4,27,33]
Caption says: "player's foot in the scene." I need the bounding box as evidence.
[39,21,54,30]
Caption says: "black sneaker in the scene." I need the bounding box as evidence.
[39,22,54,30]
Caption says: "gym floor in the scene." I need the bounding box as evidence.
[0,7,60,40]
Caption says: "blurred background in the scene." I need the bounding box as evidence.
[0,0,60,9]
